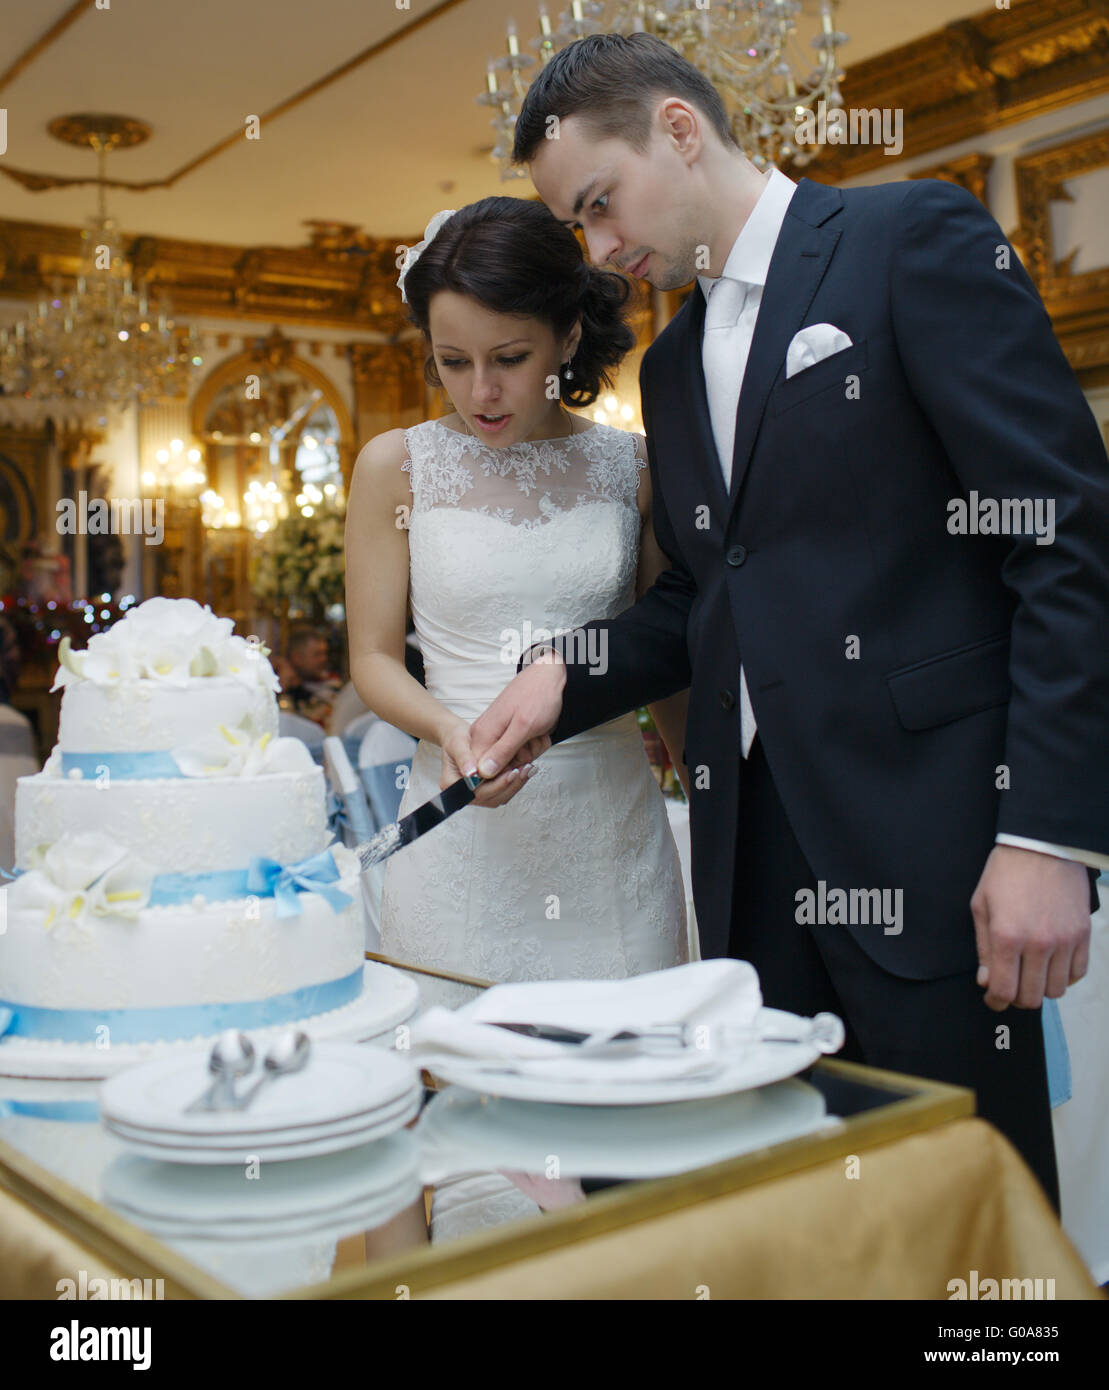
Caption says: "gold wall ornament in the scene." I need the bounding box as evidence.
[909,153,995,209]
[807,0,1109,183]
[0,217,417,333]
[190,330,355,482]
[1014,124,1109,376]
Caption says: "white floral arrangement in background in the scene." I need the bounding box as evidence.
[251,495,346,616]
[50,597,279,692]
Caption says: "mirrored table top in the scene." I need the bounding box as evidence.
[0,958,968,1299]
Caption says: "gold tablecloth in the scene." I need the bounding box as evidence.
[0,1191,126,1301]
[0,1118,1101,1299]
[422,1120,1102,1300]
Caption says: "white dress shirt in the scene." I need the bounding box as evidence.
[695,168,1106,875]
[698,167,796,761]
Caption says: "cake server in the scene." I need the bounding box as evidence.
[354,772,484,870]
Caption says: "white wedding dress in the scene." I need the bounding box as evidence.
[379,416,688,1241]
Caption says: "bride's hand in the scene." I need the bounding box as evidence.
[439,718,544,809]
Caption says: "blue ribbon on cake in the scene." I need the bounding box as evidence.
[60,751,185,779]
[2,849,354,914]
[0,1097,100,1122]
[0,967,363,1044]
[145,848,353,917]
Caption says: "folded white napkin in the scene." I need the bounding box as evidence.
[408,960,762,1085]
[785,323,853,379]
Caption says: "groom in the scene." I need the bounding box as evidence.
[467,33,1109,1209]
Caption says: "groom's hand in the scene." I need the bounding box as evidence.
[971,844,1091,1011]
[468,650,566,795]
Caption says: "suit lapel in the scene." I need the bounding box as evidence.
[725,179,844,519]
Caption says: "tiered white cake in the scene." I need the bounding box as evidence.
[0,598,365,1053]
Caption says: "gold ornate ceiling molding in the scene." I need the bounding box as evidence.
[0,215,417,333]
[1014,124,1109,374]
[807,0,1109,183]
[0,1,94,95]
[0,0,468,197]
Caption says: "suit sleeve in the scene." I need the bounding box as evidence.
[890,178,1109,855]
[523,352,697,743]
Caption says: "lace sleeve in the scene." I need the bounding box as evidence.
[582,424,647,507]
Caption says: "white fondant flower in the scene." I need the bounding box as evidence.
[208,634,280,692]
[49,636,87,692]
[12,831,153,938]
[171,715,314,778]
[141,642,195,686]
[124,597,233,650]
[80,633,143,685]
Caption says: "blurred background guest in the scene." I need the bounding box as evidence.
[275,625,342,726]
[0,615,40,871]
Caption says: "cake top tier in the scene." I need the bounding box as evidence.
[51,597,283,756]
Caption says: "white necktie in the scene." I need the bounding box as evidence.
[702,275,758,759]
[702,276,748,493]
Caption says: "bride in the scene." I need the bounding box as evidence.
[344,197,689,1236]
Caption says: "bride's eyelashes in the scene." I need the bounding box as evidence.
[437,353,531,370]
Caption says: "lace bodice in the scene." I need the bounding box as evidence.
[402,417,646,719]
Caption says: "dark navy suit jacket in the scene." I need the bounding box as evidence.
[545,176,1109,976]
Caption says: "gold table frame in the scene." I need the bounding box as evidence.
[0,953,975,1300]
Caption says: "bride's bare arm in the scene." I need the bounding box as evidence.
[346,431,458,747]
[345,431,540,807]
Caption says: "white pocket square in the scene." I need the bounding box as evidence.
[786,323,853,379]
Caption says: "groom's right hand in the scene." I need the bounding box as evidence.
[468,649,567,800]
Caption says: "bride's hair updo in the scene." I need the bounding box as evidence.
[401,197,635,408]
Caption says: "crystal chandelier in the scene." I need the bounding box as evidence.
[478,1,848,179]
[0,115,202,420]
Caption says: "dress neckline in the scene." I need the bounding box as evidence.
[431,416,600,447]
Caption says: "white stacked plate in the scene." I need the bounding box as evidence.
[99,1043,421,1164]
[100,1131,423,1242]
[417,1077,839,1184]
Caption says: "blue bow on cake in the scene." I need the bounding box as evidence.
[246,848,353,918]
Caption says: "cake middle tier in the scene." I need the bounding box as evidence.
[15,767,333,874]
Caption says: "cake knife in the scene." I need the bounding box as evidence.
[354,772,484,870]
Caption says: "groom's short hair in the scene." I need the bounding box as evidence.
[513,33,736,165]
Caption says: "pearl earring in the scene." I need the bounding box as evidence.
[563,360,574,380]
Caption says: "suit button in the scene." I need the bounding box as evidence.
[720,689,735,711]
[726,545,747,567]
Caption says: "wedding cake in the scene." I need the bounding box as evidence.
[0,598,367,1059]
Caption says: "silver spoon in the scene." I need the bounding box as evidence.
[184,1030,256,1113]
[232,1031,311,1111]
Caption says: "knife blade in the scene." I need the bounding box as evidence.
[355,772,483,870]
